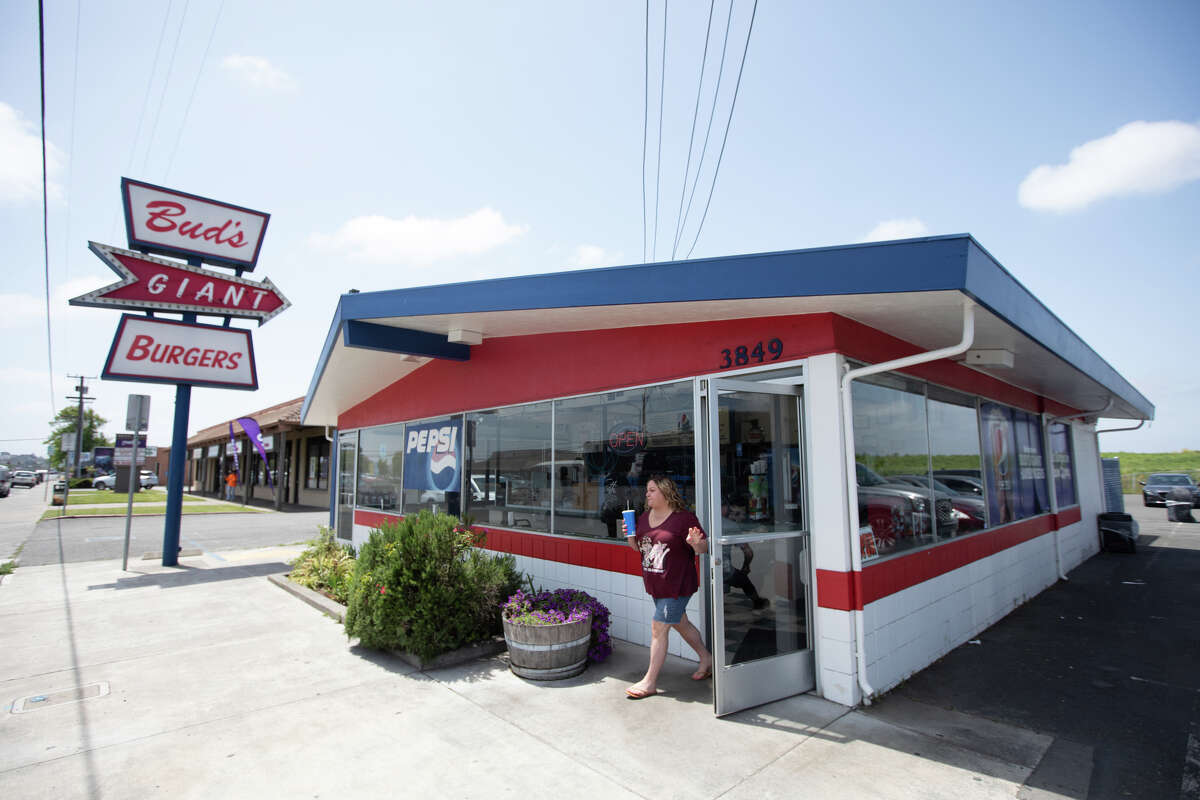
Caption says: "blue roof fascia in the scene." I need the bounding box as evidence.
[343,320,470,361]
[961,238,1153,419]
[336,235,972,322]
[300,296,347,423]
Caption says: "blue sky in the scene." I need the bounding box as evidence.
[1,1,1197,456]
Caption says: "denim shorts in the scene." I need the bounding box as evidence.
[652,596,691,624]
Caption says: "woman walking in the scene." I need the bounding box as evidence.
[623,474,713,699]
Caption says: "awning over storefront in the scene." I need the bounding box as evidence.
[301,234,1153,427]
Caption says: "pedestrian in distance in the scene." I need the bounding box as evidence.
[225,470,238,501]
[621,474,713,699]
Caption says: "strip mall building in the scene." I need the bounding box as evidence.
[301,235,1150,715]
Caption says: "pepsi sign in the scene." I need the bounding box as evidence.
[403,419,462,492]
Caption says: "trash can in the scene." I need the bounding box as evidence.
[1165,487,1196,523]
[1098,512,1138,553]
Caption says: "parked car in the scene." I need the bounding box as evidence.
[93,474,116,490]
[0,466,10,498]
[888,474,987,532]
[139,470,158,489]
[856,463,957,549]
[931,472,984,496]
[1140,473,1200,508]
[10,470,37,488]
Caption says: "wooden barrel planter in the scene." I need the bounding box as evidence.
[502,615,591,680]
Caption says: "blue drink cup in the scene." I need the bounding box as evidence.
[622,509,637,538]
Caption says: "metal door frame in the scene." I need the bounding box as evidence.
[700,377,815,716]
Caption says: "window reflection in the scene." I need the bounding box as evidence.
[357,423,403,511]
[1050,423,1076,507]
[722,538,808,665]
[464,403,551,531]
[553,382,696,539]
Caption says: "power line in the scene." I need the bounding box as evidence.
[674,0,736,259]
[650,0,668,262]
[670,0,716,260]
[61,0,82,282]
[165,0,225,180]
[38,0,56,422]
[113,0,173,241]
[641,1,649,263]
[685,0,757,259]
[141,0,192,178]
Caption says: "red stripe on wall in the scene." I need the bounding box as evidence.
[340,314,839,429]
[354,509,401,529]
[829,315,1080,418]
[352,510,645,576]
[341,312,1081,430]
[1056,505,1082,527]
[818,513,1065,611]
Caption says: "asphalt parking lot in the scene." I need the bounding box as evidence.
[886,498,1200,800]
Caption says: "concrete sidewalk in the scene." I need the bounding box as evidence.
[1,551,1060,799]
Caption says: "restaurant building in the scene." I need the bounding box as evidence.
[187,396,331,509]
[300,235,1151,714]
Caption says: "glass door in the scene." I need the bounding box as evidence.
[705,378,813,716]
[336,432,357,542]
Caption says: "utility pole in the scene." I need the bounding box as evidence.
[65,375,96,478]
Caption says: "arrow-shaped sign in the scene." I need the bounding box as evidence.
[70,242,291,325]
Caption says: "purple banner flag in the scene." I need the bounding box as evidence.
[236,417,273,489]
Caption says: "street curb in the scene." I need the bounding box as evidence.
[268,573,346,622]
[267,574,509,670]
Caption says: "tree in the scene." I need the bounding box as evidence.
[45,408,111,472]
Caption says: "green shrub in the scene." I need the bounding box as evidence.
[289,526,355,604]
[344,511,522,661]
[68,478,93,489]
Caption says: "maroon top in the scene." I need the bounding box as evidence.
[635,510,704,599]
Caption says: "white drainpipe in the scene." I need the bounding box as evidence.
[840,300,976,705]
[1044,399,1113,581]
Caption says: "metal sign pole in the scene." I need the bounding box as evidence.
[161,311,196,567]
[122,425,140,571]
[122,394,150,571]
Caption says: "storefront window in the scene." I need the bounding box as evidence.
[464,403,552,531]
[852,376,934,557]
[1050,423,1076,507]
[928,386,986,534]
[980,403,1048,525]
[306,437,329,490]
[553,382,696,539]
[401,416,463,517]
[357,423,404,511]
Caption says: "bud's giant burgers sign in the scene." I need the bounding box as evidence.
[102,314,257,390]
[122,178,270,271]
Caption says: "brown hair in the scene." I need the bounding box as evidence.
[648,474,687,512]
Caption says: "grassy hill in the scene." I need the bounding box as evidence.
[1101,451,1200,492]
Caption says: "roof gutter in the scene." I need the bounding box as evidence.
[839,300,976,705]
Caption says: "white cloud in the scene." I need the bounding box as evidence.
[309,208,528,264]
[0,101,64,205]
[860,218,929,242]
[1018,120,1200,212]
[221,55,297,92]
[564,244,623,269]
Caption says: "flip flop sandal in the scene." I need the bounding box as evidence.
[625,687,656,699]
[690,667,712,681]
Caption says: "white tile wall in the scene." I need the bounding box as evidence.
[862,527,1074,694]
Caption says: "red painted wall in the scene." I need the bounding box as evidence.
[339,312,1079,430]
